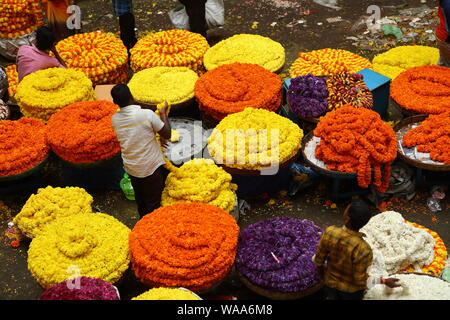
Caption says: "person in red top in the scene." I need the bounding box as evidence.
[437,0,450,66]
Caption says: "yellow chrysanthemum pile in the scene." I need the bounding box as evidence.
[28,212,130,289]
[132,288,201,300]
[162,159,237,212]
[15,68,95,122]
[5,64,18,97]
[204,34,285,73]
[13,186,93,238]
[55,32,129,85]
[208,108,303,171]
[128,67,198,105]
[0,0,43,39]
[130,29,209,73]
[372,46,440,79]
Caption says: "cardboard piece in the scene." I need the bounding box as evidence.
[95,84,116,102]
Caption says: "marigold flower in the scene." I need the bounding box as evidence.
[132,288,201,300]
[5,64,18,97]
[0,0,43,38]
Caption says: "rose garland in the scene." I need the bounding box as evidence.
[373,46,439,79]
[55,32,129,85]
[13,186,93,238]
[129,203,239,292]
[40,277,120,300]
[208,108,303,171]
[128,67,198,105]
[289,49,372,77]
[195,63,282,121]
[130,29,209,73]
[0,117,49,177]
[402,112,450,164]
[203,34,285,73]
[391,65,450,115]
[161,159,237,212]
[15,68,95,122]
[132,288,201,300]
[5,64,18,97]
[313,105,397,192]
[47,100,121,164]
[0,0,43,38]
[326,73,372,110]
[28,212,130,289]
[236,217,323,293]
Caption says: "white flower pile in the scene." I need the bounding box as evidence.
[364,274,450,300]
[361,211,436,275]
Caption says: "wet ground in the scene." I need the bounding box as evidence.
[1,0,449,300]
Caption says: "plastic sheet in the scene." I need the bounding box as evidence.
[0,31,36,60]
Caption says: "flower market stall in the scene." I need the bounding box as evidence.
[40,277,121,300]
[132,288,201,300]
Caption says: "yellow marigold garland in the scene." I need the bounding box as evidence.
[5,64,18,97]
[13,186,93,238]
[15,68,95,122]
[28,212,130,289]
[0,0,43,38]
[132,288,201,300]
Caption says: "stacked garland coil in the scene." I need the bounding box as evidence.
[372,46,439,79]
[161,159,237,212]
[55,32,129,85]
[129,203,239,292]
[128,67,198,105]
[236,218,323,295]
[203,34,285,73]
[130,29,209,73]
[132,288,201,300]
[391,65,450,115]
[5,64,18,97]
[15,68,95,122]
[0,117,49,177]
[40,277,120,300]
[0,0,43,39]
[289,49,372,78]
[13,186,93,238]
[47,100,121,164]
[208,108,303,171]
[28,212,130,289]
[195,63,282,121]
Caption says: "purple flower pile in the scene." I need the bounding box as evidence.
[39,277,120,300]
[287,74,329,118]
[236,217,323,293]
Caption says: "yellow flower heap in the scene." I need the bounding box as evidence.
[15,68,95,122]
[28,212,130,289]
[128,67,198,105]
[372,46,440,79]
[55,32,129,85]
[0,0,43,39]
[130,29,209,73]
[13,186,93,238]
[162,159,237,212]
[132,288,201,300]
[208,108,303,171]
[203,34,285,73]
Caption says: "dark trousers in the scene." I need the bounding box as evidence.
[129,165,167,217]
[119,12,138,51]
[179,0,207,38]
[324,286,365,300]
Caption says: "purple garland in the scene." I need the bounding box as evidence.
[236,217,323,293]
[39,277,120,300]
[287,74,329,118]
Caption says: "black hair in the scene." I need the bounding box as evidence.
[348,199,371,230]
[111,84,133,108]
[36,26,56,51]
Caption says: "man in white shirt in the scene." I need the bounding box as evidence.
[111,84,171,217]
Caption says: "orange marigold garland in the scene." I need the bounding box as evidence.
[402,112,450,164]
[0,0,43,39]
[314,105,397,192]
[130,29,209,73]
[129,203,239,292]
[195,63,282,121]
[5,64,18,97]
[391,65,450,115]
[0,117,49,177]
[47,100,120,164]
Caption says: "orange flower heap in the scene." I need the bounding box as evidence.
[195,63,282,120]
[290,49,372,78]
[403,112,450,164]
[130,29,209,73]
[391,65,450,114]
[0,117,49,177]
[0,0,43,38]
[55,32,129,85]
[314,105,397,192]
[5,65,18,97]
[47,100,120,164]
[129,203,239,292]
